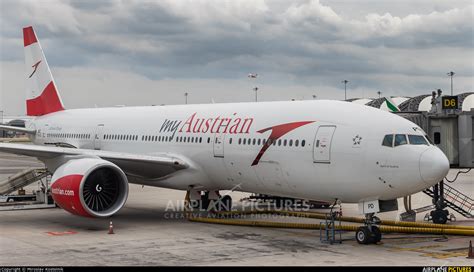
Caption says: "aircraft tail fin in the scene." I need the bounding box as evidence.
[384,97,400,112]
[23,26,65,116]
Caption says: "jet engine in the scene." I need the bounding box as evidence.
[50,158,129,217]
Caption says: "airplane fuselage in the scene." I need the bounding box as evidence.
[28,100,447,203]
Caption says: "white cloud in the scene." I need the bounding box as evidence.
[0,0,472,115]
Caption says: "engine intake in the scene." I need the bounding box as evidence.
[51,158,128,218]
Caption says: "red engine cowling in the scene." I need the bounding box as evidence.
[51,158,129,218]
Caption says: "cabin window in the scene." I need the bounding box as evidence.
[302,140,306,147]
[394,134,407,146]
[408,135,428,145]
[382,134,393,147]
[289,139,293,146]
[295,140,299,147]
[238,138,241,145]
[283,139,287,146]
[252,139,256,145]
[229,138,232,144]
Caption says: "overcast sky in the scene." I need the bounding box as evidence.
[0,0,472,115]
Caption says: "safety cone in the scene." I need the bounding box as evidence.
[108,221,114,235]
[468,240,474,259]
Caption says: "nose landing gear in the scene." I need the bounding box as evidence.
[355,213,382,244]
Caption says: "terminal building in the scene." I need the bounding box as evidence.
[349,92,474,168]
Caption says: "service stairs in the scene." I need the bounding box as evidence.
[423,183,473,218]
[0,168,50,195]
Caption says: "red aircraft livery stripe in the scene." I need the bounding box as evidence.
[252,121,315,166]
[23,26,38,47]
[51,174,91,217]
[26,81,64,116]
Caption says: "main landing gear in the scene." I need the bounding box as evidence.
[186,188,232,212]
[355,213,382,245]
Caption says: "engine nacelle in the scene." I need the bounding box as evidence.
[51,158,129,218]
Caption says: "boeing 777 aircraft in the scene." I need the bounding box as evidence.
[0,26,449,244]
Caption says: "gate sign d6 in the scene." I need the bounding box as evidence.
[442,96,458,110]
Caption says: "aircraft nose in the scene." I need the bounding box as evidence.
[419,147,450,185]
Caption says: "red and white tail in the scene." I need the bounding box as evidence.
[23,26,65,116]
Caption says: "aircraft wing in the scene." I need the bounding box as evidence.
[0,125,36,135]
[0,143,189,179]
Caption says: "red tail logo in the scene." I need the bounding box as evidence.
[29,60,41,78]
[251,121,315,166]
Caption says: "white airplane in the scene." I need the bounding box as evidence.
[0,27,449,244]
[248,73,258,78]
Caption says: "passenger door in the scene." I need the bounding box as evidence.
[313,126,336,163]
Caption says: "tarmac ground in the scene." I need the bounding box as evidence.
[0,152,473,266]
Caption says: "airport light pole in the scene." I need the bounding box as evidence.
[248,73,258,102]
[342,80,349,100]
[253,87,259,102]
[184,92,188,104]
[377,91,382,98]
[447,71,455,96]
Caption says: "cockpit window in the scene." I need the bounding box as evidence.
[408,135,429,145]
[382,134,393,147]
[394,134,407,146]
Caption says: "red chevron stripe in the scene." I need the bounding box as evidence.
[26,81,64,116]
[252,121,315,166]
[23,26,37,47]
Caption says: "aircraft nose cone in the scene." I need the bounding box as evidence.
[419,147,449,185]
